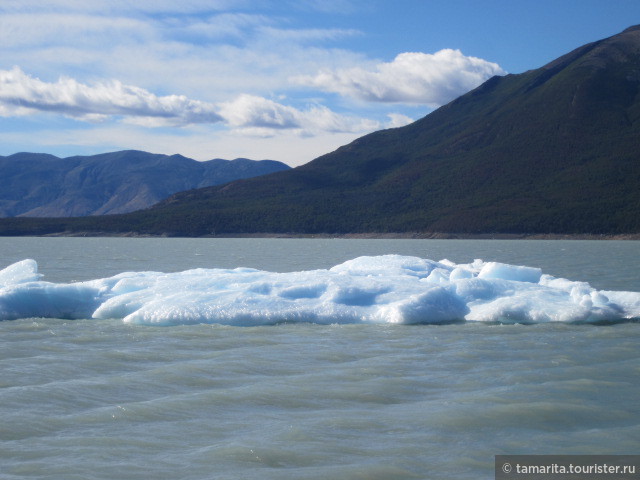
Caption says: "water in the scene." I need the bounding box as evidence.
[1,238,639,479]
[0,237,638,290]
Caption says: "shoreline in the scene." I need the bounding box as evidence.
[34,231,640,240]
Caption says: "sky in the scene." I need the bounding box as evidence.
[1,0,639,166]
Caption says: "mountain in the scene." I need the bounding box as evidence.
[0,151,289,217]
[1,26,639,236]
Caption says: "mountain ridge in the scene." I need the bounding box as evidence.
[0,150,289,217]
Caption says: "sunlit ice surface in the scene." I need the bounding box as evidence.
[0,255,639,326]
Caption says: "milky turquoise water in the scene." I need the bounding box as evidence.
[1,238,639,479]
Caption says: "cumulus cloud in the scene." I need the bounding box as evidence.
[294,49,506,107]
[217,94,379,135]
[0,66,223,126]
[218,94,301,130]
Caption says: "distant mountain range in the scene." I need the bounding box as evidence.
[1,26,639,236]
[0,151,289,217]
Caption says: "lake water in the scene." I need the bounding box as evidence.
[1,238,639,479]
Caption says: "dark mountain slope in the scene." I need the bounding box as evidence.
[0,151,289,217]
[1,26,639,236]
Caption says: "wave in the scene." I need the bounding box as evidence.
[0,256,639,326]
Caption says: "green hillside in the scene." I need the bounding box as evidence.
[1,26,639,236]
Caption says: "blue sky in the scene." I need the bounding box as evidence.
[1,0,639,166]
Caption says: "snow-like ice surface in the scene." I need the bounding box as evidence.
[0,256,639,325]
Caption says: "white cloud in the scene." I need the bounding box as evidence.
[171,13,270,42]
[257,26,361,43]
[217,94,380,135]
[0,13,151,48]
[294,49,506,106]
[218,94,302,130]
[292,0,362,14]
[0,0,361,16]
[0,67,223,125]
[0,9,367,102]
[0,0,245,15]
[0,68,381,136]
[386,113,415,128]
[305,104,380,133]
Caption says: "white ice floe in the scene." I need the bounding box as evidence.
[0,255,638,326]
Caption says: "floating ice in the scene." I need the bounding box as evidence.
[0,255,638,326]
[0,259,41,287]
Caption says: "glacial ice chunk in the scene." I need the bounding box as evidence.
[0,259,42,287]
[478,262,542,283]
[0,255,639,326]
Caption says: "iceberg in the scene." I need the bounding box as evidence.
[0,255,638,326]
